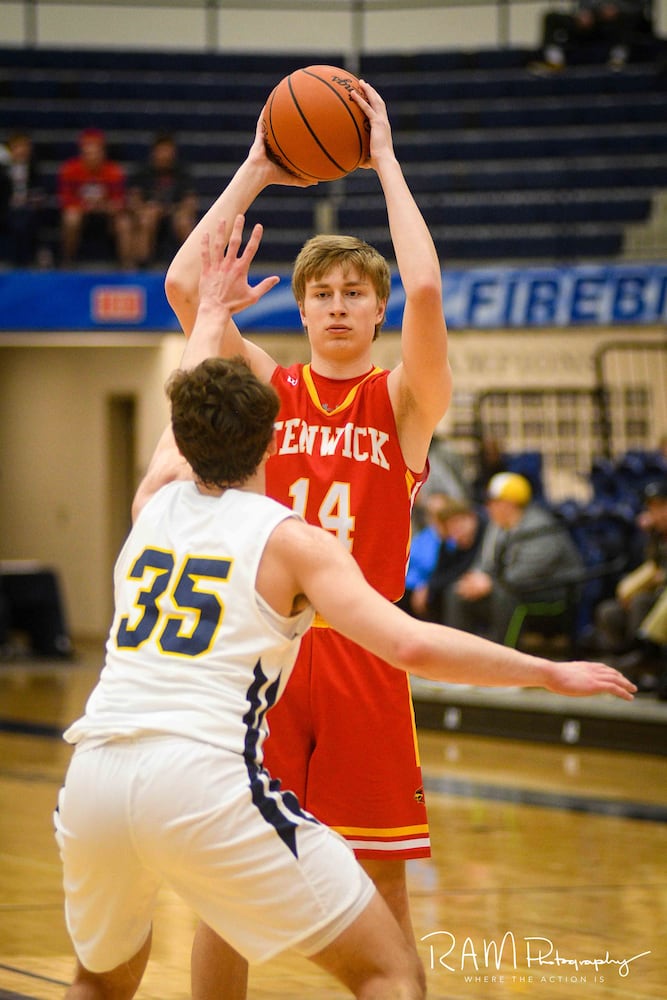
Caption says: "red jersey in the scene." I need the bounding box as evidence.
[267,363,426,601]
[58,157,126,210]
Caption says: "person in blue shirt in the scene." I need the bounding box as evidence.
[400,493,450,618]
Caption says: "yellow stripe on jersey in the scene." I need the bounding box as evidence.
[404,466,424,565]
[405,671,422,766]
[332,823,430,838]
[302,363,384,417]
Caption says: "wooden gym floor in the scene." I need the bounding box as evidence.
[1,641,666,999]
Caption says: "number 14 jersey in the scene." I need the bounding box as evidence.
[266,363,427,599]
[264,362,432,860]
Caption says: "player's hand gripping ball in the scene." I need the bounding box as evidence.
[262,65,370,181]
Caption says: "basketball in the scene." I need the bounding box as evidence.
[262,64,370,182]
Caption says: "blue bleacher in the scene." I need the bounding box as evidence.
[591,450,667,511]
[1,43,666,266]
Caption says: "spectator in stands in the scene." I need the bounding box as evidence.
[422,435,470,502]
[0,131,47,266]
[592,478,667,667]
[529,1,654,74]
[411,435,469,532]
[127,132,198,267]
[639,585,667,645]
[428,498,493,625]
[445,472,583,644]
[58,128,133,267]
[638,585,667,701]
[471,435,507,504]
[400,492,451,618]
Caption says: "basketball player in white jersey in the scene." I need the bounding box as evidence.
[55,217,635,1000]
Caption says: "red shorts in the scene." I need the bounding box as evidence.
[263,624,430,860]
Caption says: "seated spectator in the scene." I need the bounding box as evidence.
[445,472,583,644]
[58,128,132,267]
[627,580,667,696]
[400,492,452,618]
[127,132,198,267]
[529,0,654,75]
[0,130,47,266]
[428,498,493,625]
[422,435,470,502]
[592,478,667,674]
[637,582,667,700]
[0,561,75,660]
[639,585,667,646]
[471,435,507,504]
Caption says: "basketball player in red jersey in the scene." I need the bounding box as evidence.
[166,80,451,997]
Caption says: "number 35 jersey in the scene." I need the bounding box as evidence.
[63,484,313,759]
[266,363,427,601]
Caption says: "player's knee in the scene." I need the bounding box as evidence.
[357,957,425,1000]
[405,947,427,999]
[414,951,427,996]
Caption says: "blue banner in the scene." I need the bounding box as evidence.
[440,263,667,330]
[0,263,665,333]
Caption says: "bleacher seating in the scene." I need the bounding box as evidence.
[591,449,667,511]
[1,43,667,266]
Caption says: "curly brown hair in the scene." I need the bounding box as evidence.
[167,356,279,489]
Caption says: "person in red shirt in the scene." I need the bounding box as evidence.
[58,128,133,267]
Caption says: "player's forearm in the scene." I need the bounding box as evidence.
[396,617,554,688]
[396,618,635,701]
[182,302,235,369]
[379,155,450,427]
[376,155,442,298]
[292,522,634,701]
[322,575,553,691]
[307,532,544,690]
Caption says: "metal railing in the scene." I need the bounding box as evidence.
[468,338,667,501]
[8,0,557,52]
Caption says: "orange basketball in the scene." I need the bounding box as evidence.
[262,64,370,182]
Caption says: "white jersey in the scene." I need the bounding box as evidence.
[64,482,313,763]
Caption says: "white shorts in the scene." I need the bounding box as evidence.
[54,736,375,972]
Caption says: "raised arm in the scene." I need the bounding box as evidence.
[164,115,312,381]
[355,82,452,471]
[262,516,636,702]
[133,216,279,520]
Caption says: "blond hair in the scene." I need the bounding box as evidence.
[292,234,391,339]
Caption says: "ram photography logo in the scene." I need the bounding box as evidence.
[420,930,651,987]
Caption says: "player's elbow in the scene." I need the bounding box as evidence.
[407,274,442,307]
[164,261,195,327]
[164,264,184,312]
[391,623,433,678]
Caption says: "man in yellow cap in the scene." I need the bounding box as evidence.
[445,472,583,643]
